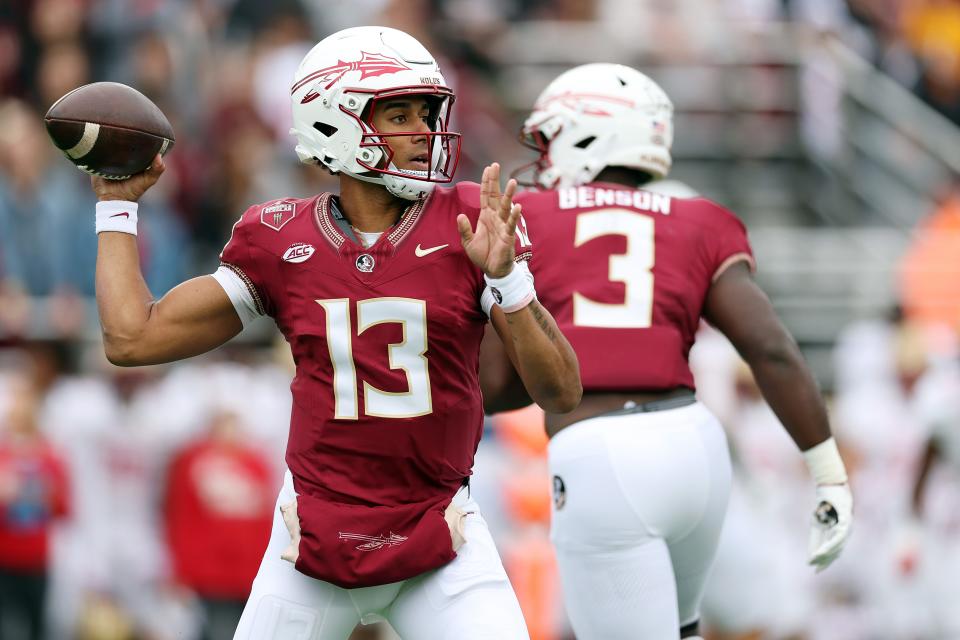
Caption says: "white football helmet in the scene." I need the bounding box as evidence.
[516,63,673,189]
[290,26,461,200]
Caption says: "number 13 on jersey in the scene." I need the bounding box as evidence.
[318,298,432,420]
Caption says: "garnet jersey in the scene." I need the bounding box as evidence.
[518,182,753,391]
[217,183,531,588]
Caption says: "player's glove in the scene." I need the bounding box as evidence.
[808,483,853,572]
[802,437,853,572]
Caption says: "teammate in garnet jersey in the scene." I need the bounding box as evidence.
[86,27,580,640]
[481,63,854,639]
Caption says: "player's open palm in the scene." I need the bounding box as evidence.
[457,163,521,278]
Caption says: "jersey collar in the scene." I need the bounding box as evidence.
[314,192,428,251]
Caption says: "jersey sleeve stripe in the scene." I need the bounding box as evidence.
[213,263,265,325]
[711,252,756,283]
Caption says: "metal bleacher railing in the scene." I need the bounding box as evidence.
[750,33,960,381]
[9,23,960,388]
[494,22,958,385]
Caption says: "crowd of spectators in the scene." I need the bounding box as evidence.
[1,0,959,326]
[3,1,960,638]
[839,0,960,125]
[0,0,530,333]
[0,342,291,639]
[0,312,958,639]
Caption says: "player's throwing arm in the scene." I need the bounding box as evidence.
[91,154,244,366]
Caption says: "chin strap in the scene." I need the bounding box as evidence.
[335,165,433,201]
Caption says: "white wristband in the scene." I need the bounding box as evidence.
[96,200,139,235]
[484,264,535,313]
[802,437,848,485]
[480,286,498,317]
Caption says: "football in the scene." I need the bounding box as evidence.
[44,82,174,180]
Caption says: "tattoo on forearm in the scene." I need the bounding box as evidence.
[528,302,559,342]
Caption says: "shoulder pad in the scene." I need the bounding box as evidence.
[452,181,482,212]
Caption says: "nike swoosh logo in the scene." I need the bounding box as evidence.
[415,243,448,257]
[109,212,130,219]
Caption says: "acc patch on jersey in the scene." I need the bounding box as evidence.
[282,243,315,263]
[261,201,296,231]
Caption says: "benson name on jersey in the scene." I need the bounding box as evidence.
[558,186,672,214]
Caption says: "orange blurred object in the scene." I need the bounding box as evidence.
[503,528,564,640]
[899,192,960,329]
[502,466,553,525]
[492,404,548,458]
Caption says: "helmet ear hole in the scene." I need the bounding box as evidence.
[574,136,596,149]
[313,122,338,137]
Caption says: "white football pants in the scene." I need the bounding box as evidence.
[234,471,529,640]
[548,402,732,639]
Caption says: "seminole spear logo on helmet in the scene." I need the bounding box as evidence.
[536,91,637,117]
[293,52,413,104]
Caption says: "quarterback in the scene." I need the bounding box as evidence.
[482,63,854,639]
[88,27,580,639]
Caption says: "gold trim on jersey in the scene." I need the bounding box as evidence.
[711,252,755,283]
[387,197,427,247]
[220,262,265,316]
[314,192,427,251]
[315,193,346,250]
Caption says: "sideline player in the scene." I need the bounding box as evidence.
[481,63,853,639]
[87,27,580,639]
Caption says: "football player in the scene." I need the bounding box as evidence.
[86,27,581,640]
[481,63,854,639]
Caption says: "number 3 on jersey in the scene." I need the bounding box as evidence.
[573,208,655,329]
[318,298,431,420]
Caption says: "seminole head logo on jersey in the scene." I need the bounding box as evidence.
[356,253,375,272]
[295,52,413,103]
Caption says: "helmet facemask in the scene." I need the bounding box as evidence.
[511,119,558,188]
[351,87,461,191]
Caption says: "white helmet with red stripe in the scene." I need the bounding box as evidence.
[290,26,461,200]
[517,63,673,189]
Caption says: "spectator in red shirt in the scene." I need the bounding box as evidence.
[163,410,275,640]
[0,375,70,640]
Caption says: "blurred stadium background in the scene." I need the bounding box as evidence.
[3,0,960,638]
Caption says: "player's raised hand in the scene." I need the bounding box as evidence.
[91,154,165,203]
[807,483,853,572]
[457,163,521,278]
